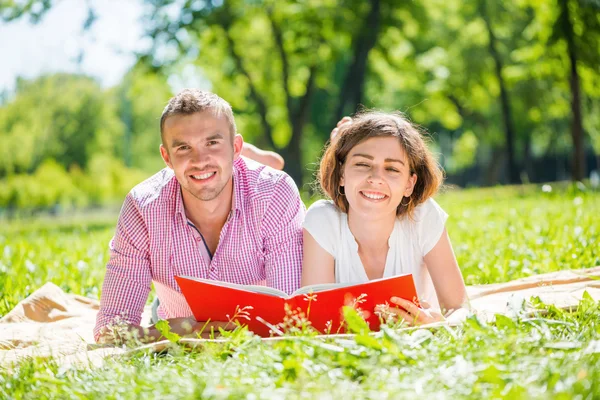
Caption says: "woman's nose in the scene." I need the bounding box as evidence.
[367,168,384,184]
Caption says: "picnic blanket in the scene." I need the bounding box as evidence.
[1,267,599,368]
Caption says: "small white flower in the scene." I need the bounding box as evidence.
[25,259,36,273]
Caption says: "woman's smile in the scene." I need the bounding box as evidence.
[359,190,388,201]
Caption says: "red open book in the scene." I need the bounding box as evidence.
[175,274,418,337]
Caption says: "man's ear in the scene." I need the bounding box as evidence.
[160,144,173,169]
[405,173,417,197]
[233,134,244,160]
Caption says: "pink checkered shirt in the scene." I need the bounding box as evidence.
[94,157,305,341]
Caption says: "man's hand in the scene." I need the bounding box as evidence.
[97,318,235,345]
[164,317,234,339]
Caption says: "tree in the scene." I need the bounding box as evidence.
[0,74,124,176]
[139,0,426,185]
[553,0,600,180]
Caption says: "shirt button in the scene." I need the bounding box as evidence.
[195,237,201,242]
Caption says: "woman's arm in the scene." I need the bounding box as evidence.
[423,228,468,314]
[301,229,336,286]
[379,228,468,326]
[242,143,285,170]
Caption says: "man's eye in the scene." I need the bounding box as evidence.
[207,141,219,146]
[178,145,190,151]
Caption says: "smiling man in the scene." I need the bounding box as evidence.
[94,89,305,343]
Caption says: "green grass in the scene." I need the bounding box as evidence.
[1,183,599,399]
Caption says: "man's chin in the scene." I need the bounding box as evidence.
[191,189,221,202]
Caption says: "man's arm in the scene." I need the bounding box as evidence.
[261,175,305,295]
[94,193,153,343]
[95,194,233,344]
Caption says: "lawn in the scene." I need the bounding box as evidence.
[1,183,599,399]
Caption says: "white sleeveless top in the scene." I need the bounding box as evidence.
[303,198,448,309]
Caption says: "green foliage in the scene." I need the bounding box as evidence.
[0,71,166,210]
[2,0,600,187]
[155,320,182,343]
[0,156,148,210]
[0,298,598,398]
[342,306,370,335]
[115,64,172,171]
[0,74,125,175]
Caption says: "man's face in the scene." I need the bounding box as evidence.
[160,111,243,202]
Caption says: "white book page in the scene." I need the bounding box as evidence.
[179,276,288,298]
[291,282,355,296]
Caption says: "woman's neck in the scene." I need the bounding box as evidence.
[347,209,396,251]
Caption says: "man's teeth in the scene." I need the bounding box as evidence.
[192,172,215,180]
[362,192,386,200]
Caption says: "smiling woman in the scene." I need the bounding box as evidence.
[301,111,468,326]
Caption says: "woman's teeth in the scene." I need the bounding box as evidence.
[192,172,215,180]
[362,191,386,200]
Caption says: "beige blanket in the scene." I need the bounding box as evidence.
[1,267,599,368]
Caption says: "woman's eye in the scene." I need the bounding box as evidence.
[356,163,370,168]
[386,168,400,173]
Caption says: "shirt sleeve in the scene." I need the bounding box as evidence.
[261,174,305,295]
[302,200,340,257]
[415,198,449,256]
[93,193,153,342]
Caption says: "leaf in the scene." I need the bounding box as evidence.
[155,320,181,343]
[342,306,370,335]
[582,290,594,301]
[478,364,505,385]
[355,334,383,351]
[494,314,516,330]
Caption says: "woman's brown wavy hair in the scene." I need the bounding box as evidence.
[319,111,444,219]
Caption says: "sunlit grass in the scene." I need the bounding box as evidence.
[0,183,599,398]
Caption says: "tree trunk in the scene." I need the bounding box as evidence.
[332,0,381,125]
[560,0,586,181]
[484,146,505,185]
[280,130,305,188]
[480,0,520,184]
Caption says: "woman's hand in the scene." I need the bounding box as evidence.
[376,297,445,327]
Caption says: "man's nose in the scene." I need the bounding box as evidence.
[189,146,210,164]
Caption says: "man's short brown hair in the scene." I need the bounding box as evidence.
[319,111,444,219]
[160,89,237,144]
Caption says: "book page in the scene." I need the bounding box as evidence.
[178,276,288,298]
[291,282,355,296]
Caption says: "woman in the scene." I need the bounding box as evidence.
[302,112,468,325]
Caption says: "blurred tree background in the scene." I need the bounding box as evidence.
[0,0,599,212]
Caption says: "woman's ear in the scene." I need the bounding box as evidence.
[405,173,417,197]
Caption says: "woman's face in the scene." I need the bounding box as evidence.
[341,136,417,218]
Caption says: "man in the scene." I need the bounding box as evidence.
[94,89,304,343]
